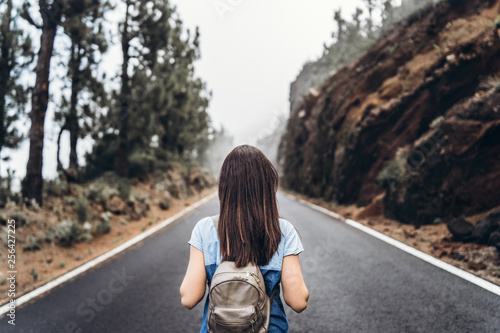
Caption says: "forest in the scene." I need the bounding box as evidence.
[0,0,217,209]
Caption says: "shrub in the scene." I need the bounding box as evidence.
[159,198,171,210]
[44,179,69,197]
[485,74,500,92]
[116,177,132,201]
[135,193,149,203]
[128,151,156,179]
[80,233,93,243]
[54,220,85,247]
[377,155,406,187]
[487,17,500,28]
[63,197,76,206]
[85,182,119,210]
[30,268,38,281]
[44,227,55,243]
[429,115,445,129]
[23,236,42,251]
[95,219,111,235]
[74,197,90,223]
[11,211,28,226]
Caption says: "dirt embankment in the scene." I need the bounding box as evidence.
[0,169,216,305]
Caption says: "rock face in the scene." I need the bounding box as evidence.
[280,0,500,225]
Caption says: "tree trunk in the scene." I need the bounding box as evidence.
[0,0,13,171]
[56,123,65,172]
[21,1,61,206]
[114,1,130,178]
[68,43,81,180]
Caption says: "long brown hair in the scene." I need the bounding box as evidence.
[218,145,282,267]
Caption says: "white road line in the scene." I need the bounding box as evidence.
[0,191,218,316]
[281,192,500,297]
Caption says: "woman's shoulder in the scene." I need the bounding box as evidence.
[193,216,217,235]
[278,218,297,236]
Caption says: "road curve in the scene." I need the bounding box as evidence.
[1,192,500,332]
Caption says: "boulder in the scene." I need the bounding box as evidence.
[447,218,474,240]
[471,219,499,244]
[488,231,500,254]
[488,231,500,247]
[486,210,500,224]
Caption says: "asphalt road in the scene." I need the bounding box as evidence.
[2,192,500,332]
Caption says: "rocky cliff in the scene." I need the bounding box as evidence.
[280,0,500,225]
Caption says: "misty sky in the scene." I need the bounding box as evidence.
[172,0,366,144]
[4,0,366,187]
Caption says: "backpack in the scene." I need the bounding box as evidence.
[207,215,279,333]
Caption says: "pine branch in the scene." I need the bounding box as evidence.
[20,3,42,29]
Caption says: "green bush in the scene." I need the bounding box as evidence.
[377,155,407,187]
[85,182,120,209]
[429,115,445,129]
[95,219,111,235]
[159,198,171,210]
[63,197,76,206]
[135,193,149,203]
[11,211,28,226]
[44,227,55,243]
[74,197,90,223]
[44,179,69,197]
[30,267,38,281]
[116,178,132,201]
[54,220,86,247]
[487,17,500,28]
[128,151,156,179]
[80,233,93,243]
[23,236,42,251]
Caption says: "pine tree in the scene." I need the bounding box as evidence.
[363,0,377,32]
[21,0,63,206]
[55,0,110,182]
[333,10,346,44]
[114,0,132,178]
[86,0,211,179]
[382,0,395,27]
[0,0,33,166]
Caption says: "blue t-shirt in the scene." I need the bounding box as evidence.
[188,216,304,333]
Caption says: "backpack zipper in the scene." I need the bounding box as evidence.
[213,271,260,283]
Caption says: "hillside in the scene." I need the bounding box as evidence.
[281,0,500,224]
[0,168,215,304]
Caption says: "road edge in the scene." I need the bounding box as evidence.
[281,191,500,297]
[0,191,218,316]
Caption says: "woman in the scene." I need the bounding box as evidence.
[180,145,309,332]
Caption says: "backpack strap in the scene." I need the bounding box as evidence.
[270,283,280,304]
